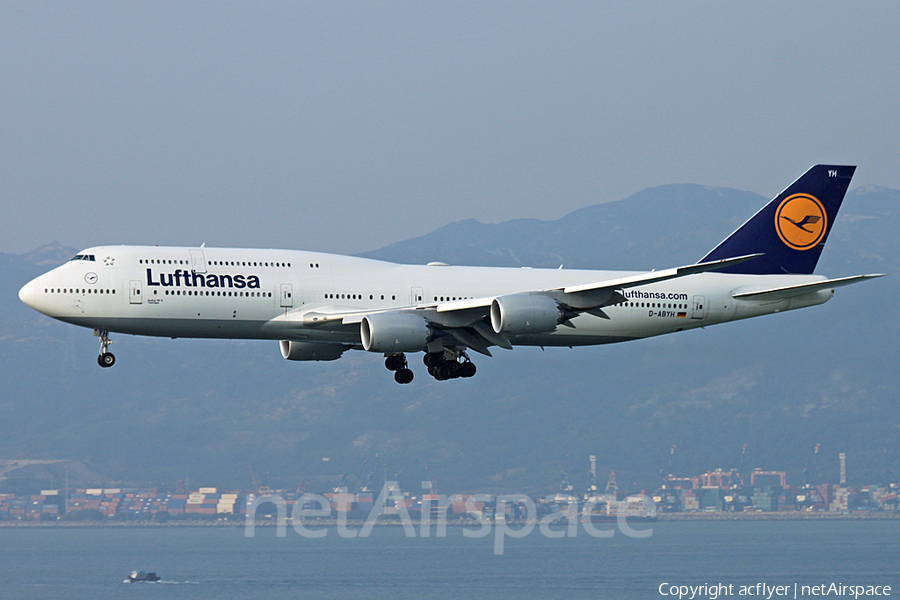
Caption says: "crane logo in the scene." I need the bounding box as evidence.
[774,193,827,251]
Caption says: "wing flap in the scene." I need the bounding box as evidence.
[448,328,493,356]
[434,297,493,313]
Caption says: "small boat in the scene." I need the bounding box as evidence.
[126,570,161,583]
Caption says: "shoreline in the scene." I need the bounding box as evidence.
[0,511,897,528]
[657,511,900,521]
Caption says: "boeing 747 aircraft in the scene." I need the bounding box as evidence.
[18,165,882,384]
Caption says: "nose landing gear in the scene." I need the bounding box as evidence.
[95,329,115,368]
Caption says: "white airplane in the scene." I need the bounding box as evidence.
[19,165,883,384]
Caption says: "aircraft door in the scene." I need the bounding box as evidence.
[691,295,706,319]
[280,284,293,308]
[410,286,424,305]
[189,249,207,273]
[130,280,143,305]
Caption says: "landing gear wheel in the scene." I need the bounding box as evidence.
[96,329,115,368]
[423,353,444,368]
[435,364,453,381]
[385,354,406,371]
[394,368,414,384]
[459,361,477,378]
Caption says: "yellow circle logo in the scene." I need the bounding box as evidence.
[774,193,827,251]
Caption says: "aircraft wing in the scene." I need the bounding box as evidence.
[731,274,885,301]
[291,254,762,356]
[431,253,762,314]
[554,254,761,295]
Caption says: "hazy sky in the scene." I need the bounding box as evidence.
[2,2,898,255]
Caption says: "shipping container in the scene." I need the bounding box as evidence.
[184,506,216,514]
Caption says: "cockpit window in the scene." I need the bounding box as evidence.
[69,254,96,262]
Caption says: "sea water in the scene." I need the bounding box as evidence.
[0,521,897,599]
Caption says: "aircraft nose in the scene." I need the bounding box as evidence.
[18,279,37,308]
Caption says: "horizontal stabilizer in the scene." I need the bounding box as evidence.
[732,274,885,301]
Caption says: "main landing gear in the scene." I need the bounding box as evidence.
[384,351,478,384]
[423,351,476,381]
[385,353,414,384]
[95,329,115,368]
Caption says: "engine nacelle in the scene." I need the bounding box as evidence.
[491,294,562,336]
[279,340,347,361]
[360,313,430,353]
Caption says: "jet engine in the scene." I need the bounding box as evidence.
[490,294,563,336]
[361,313,430,353]
[280,340,347,361]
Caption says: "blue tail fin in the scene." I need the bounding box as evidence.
[700,165,855,274]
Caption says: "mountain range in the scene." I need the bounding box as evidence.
[1,183,896,495]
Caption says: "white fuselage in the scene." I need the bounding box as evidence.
[18,245,831,348]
